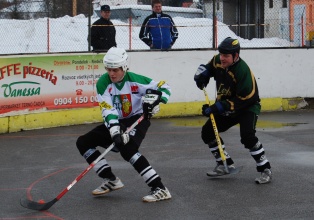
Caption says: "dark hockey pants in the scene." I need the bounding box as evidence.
[201,111,271,172]
[76,114,164,188]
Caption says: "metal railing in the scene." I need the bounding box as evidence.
[0,0,313,55]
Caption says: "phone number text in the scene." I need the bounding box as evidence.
[54,96,98,105]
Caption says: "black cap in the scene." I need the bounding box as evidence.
[101,5,110,11]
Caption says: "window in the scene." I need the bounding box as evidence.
[269,0,273,8]
[282,0,287,8]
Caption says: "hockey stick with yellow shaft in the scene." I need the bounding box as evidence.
[203,88,243,175]
[202,88,230,173]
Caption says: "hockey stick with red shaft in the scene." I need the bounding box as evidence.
[202,88,242,175]
[20,114,145,211]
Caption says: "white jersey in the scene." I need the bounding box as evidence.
[96,71,171,127]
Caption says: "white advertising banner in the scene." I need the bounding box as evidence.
[0,54,105,116]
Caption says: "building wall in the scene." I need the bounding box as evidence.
[290,0,314,45]
[264,0,289,41]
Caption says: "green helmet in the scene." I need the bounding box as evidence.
[218,37,240,54]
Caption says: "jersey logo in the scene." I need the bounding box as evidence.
[131,85,139,94]
[113,94,132,117]
[217,84,231,97]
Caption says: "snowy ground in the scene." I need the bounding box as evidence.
[0,14,292,54]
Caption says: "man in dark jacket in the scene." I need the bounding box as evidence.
[139,0,178,50]
[90,5,117,51]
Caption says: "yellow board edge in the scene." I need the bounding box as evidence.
[0,97,307,134]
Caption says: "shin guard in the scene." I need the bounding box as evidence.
[208,140,234,165]
[83,149,115,179]
[129,152,162,187]
[250,141,271,172]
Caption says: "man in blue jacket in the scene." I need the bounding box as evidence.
[139,0,178,50]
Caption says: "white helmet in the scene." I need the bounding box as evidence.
[103,47,128,72]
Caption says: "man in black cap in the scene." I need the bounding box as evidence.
[90,5,117,51]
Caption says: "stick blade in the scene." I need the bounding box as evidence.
[228,165,243,174]
[20,198,57,211]
[207,166,243,177]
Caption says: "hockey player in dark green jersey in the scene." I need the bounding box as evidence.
[194,37,272,184]
[76,47,172,202]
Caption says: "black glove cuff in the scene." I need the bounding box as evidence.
[109,123,120,129]
[210,104,219,114]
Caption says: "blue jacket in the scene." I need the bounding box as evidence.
[139,12,178,50]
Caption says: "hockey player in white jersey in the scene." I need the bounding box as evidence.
[76,47,172,202]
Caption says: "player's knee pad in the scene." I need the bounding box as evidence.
[76,135,90,156]
[83,148,100,164]
[249,141,262,152]
[207,139,217,148]
[207,139,225,148]
[201,121,216,143]
[201,132,216,144]
[119,146,137,162]
[242,137,259,149]
[129,152,142,165]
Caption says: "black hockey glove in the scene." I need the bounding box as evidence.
[202,102,225,117]
[194,64,210,90]
[109,124,130,148]
[143,89,162,120]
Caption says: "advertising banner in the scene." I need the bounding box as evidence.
[0,53,105,116]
